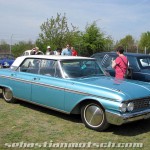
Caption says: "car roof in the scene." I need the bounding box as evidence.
[19,55,94,60]
[11,55,95,67]
[92,52,150,57]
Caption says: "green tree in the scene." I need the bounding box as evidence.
[0,40,10,53]
[138,31,150,54]
[79,22,110,56]
[37,13,79,52]
[103,36,114,51]
[12,41,35,57]
[115,35,135,52]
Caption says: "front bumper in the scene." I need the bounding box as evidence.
[106,108,150,125]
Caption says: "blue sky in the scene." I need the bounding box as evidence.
[0,0,150,44]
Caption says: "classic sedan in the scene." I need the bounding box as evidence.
[0,55,150,131]
[91,52,150,82]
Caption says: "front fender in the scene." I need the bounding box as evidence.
[70,96,120,114]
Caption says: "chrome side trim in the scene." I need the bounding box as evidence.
[106,109,150,125]
[0,75,118,102]
[14,96,70,114]
[133,72,150,76]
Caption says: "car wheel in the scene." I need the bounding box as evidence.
[2,87,16,103]
[81,103,109,131]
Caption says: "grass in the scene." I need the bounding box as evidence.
[0,91,150,150]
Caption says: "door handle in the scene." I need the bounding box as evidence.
[11,73,16,76]
[33,77,40,80]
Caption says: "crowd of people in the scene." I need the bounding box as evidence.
[31,45,128,80]
[31,44,78,56]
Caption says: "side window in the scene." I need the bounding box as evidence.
[39,60,62,78]
[39,59,55,76]
[19,58,62,77]
[127,56,140,71]
[139,58,150,67]
[51,61,62,77]
[137,57,150,68]
[19,58,40,74]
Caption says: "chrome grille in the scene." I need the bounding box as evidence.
[133,97,150,110]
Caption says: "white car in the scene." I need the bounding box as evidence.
[22,50,44,56]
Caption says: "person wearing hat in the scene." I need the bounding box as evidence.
[46,46,54,55]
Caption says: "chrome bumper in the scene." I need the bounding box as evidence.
[106,109,150,125]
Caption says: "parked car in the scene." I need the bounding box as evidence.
[91,52,150,82]
[22,50,44,56]
[0,54,15,68]
[0,55,150,131]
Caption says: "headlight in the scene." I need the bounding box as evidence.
[127,102,134,111]
[119,103,127,112]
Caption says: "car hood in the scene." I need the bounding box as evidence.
[73,76,150,101]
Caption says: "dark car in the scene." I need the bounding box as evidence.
[91,52,150,82]
[0,54,15,68]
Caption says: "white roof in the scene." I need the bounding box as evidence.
[11,55,95,67]
[16,55,94,60]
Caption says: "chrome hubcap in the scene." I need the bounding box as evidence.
[3,88,13,101]
[84,104,104,127]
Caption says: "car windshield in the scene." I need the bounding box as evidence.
[100,54,117,69]
[60,59,104,78]
[138,57,150,68]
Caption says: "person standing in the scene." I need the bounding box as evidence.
[31,47,40,55]
[61,44,72,56]
[112,46,128,79]
[46,46,54,55]
[71,47,78,56]
[55,48,62,55]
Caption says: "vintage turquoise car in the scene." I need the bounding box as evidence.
[0,55,150,131]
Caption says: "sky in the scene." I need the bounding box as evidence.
[0,0,150,44]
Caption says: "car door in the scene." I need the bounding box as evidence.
[134,56,150,81]
[31,59,65,111]
[126,56,142,80]
[8,58,34,101]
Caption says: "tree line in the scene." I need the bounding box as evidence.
[0,13,150,57]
